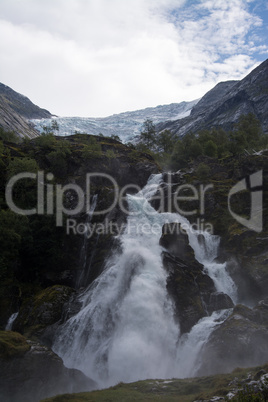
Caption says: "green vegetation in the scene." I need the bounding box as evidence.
[14,285,75,337]
[41,364,268,402]
[169,114,268,170]
[0,127,20,143]
[0,330,30,358]
[81,137,102,158]
[0,129,158,328]
[136,114,268,170]
[196,162,211,181]
[106,149,116,159]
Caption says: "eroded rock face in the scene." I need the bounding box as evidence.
[0,331,96,402]
[160,223,233,334]
[197,301,268,376]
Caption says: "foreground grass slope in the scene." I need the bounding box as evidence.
[42,363,268,402]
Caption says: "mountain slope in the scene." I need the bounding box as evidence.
[31,100,198,142]
[0,83,51,120]
[0,100,39,139]
[157,58,268,136]
[0,83,52,139]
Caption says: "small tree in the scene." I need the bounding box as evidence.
[158,130,174,153]
[204,140,217,157]
[196,162,210,181]
[140,119,156,150]
[51,120,59,132]
[111,134,121,142]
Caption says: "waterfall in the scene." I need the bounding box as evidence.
[53,173,236,386]
[5,312,19,331]
[176,309,231,378]
[76,194,98,288]
[188,230,237,302]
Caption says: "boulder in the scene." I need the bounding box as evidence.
[0,331,96,402]
[197,302,268,376]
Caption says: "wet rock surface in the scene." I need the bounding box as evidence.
[0,331,96,402]
[160,224,233,334]
[197,301,268,376]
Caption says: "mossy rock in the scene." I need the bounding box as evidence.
[13,285,75,338]
[0,330,30,359]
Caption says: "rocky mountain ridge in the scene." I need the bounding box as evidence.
[2,58,268,142]
[157,58,268,136]
[0,82,52,139]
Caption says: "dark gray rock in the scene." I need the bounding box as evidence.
[160,222,196,265]
[0,99,39,139]
[0,82,52,120]
[197,302,268,376]
[157,58,268,136]
[160,224,232,333]
[13,285,76,339]
[0,336,96,402]
[207,292,234,314]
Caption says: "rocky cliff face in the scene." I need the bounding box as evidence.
[157,58,268,136]
[0,83,51,120]
[160,224,233,334]
[0,82,51,139]
[0,100,39,139]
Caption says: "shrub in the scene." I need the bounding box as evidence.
[204,140,217,157]
[196,162,211,181]
[106,149,116,159]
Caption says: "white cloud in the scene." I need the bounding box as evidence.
[0,0,266,116]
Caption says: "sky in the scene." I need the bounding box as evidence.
[0,0,267,117]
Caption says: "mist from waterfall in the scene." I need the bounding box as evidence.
[53,174,236,387]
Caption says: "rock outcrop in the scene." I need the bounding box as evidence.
[197,300,268,376]
[12,285,76,340]
[0,99,39,139]
[0,331,96,402]
[160,223,233,333]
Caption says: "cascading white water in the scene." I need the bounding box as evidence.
[53,173,236,386]
[176,309,232,378]
[5,312,19,331]
[188,230,237,302]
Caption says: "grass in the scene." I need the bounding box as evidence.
[0,330,30,358]
[41,364,268,402]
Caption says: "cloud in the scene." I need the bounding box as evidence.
[0,0,267,116]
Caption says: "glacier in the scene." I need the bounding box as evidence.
[30,99,198,143]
